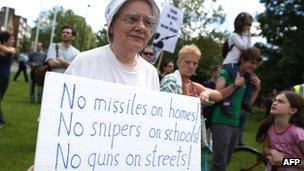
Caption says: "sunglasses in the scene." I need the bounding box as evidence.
[120,13,157,29]
[143,52,154,56]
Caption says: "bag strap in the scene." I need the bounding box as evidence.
[228,44,234,52]
[55,43,59,58]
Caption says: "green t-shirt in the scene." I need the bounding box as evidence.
[211,69,246,126]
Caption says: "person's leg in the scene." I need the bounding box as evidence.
[38,87,43,103]
[227,126,238,164]
[21,63,29,82]
[222,64,240,115]
[0,79,9,125]
[211,124,232,171]
[238,110,249,146]
[242,73,254,113]
[30,69,35,102]
[13,62,22,81]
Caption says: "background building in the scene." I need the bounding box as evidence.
[0,6,31,51]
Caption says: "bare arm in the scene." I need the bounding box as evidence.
[263,137,290,167]
[292,141,304,169]
[194,82,222,102]
[47,58,65,68]
[47,56,70,68]
[56,56,71,68]
[0,44,16,55]
[215,72,245,98]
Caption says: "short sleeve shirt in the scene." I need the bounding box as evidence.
[46,43,80,73]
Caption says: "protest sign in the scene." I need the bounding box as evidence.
[153,4,183,53]
[34,72,201,171]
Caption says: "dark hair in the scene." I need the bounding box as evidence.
[61,25,77,36]
[160,60,174,72]
[210,65,222,73]
[256,91,304,143]
[234,12,253,34]
[0,31,13,44]
[240,47,262,63]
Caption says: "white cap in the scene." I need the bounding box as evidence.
[105,0,160,43]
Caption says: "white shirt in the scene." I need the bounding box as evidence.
[223,32,252,64]
[65,45,160,91]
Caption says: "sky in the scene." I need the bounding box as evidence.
[2,0,265,42]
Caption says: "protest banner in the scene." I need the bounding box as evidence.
[153,4,183,53]
[34,72,201,171]
[151,4,184,65]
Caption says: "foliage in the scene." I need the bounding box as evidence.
[255,0,304,93]
[168,0,226,37]
[95,27,108,47]
[31,7,97,52]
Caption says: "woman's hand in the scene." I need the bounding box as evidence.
[199,91,210,103]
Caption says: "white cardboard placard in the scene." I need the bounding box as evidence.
[34,72,201,171]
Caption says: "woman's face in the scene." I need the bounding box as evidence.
[177,56,199,78]
[110,0,155,52]
[7,36,15,47]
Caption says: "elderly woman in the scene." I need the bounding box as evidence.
[160,44,224,102]
[27,0,160,170]
[0,31,16,128]
[160,44,241,151]
[65,0,160,90]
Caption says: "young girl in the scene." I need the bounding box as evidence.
[221,12,253,115]
[256,91,304,170]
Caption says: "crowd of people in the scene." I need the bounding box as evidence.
[0,0,303,170]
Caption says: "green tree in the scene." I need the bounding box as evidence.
[31,7,97,52]
[168,0,225,36]
[95,27,108,47]
[256,0,304,93]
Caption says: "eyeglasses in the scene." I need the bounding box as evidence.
[143,52,154,56]
[120,13,157,29]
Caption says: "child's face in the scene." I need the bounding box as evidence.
[270,94,294,116]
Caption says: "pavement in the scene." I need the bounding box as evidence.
[11,61,18,72]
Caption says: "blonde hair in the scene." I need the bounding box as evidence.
[177,44,201,62]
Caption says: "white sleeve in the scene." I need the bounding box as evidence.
[230,33,252,50]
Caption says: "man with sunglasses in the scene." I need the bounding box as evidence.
[140,45,154,63]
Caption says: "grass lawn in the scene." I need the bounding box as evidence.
[0,72,266,171]
[0,73,40,171]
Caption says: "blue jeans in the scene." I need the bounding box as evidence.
[238,110,249,145]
